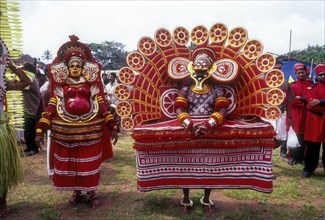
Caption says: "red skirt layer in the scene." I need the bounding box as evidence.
[132,119,276,150]
[52,140,103,191]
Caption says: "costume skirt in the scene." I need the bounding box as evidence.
[51,139,103,191]
[133,119,275,193]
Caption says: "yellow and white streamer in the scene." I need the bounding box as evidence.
[0,0,24,129]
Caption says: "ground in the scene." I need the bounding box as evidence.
[4,134,325,220]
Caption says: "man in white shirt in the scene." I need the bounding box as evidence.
[104,72,119,111]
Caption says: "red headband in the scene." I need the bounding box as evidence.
[314,64,325,75]
[293,63,306,72]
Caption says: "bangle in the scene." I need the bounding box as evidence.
[182,118,193,130]
[207,118,217,128]
[210,112,223,125]
[177,112,191,123]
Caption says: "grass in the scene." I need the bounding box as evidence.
[6,134,325,220]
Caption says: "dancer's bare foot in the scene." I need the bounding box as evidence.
[200,197,214,215]
[86,191,99,209]
[68,191,83,206]
[180,199,193,214]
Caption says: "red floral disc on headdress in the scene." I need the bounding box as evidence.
[209,23,228,43]
[155,28,172,47]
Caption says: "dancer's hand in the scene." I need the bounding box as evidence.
[35,135,44,150]
[193,121,208,136]
[111,129,118,145]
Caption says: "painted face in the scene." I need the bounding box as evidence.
[68,60,83,78]
[193,56,211,75]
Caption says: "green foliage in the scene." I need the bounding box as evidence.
[41,50,53,64]
[88,41,128,70]
[285,44,325,63]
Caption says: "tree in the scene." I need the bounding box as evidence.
[41,50,53,64]
[88,41,128,70]
[284,44,325,64]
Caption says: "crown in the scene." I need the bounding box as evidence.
[57,35,93,63]
[63,46,86,61]
[192,47,216,64]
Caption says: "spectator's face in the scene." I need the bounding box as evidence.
[109,74,116,83]
[102,74,109,84]
[317,71,325,83]
[295,69,307,80]
[68,60,83,78]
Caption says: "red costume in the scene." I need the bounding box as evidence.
[304,82,325,142]
[302,64,325,177]
[290,79,312,134]
[287,63,313,164]
[35,36,116,192]
[113,23,286,212]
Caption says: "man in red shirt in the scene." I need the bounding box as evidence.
[288,63,313,165]
[302,64,325,177]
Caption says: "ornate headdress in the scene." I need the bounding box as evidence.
[68,56,84,66]
[53,35,94,64]
[191,47,216,68]
[49,35,102,90]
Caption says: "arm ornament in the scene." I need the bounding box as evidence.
[36,128,44,135]
[214,97,229,111]
[35,118,51,135]
[39,118,51,126]
[103,112,117,129]
[175,97,189,109]
[49,97,57,106]
[177,112,193,130]
[205,112,224,129]
[97,96,104,103]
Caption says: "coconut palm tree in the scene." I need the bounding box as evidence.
[42,50,53,64]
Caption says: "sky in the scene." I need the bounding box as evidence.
[18,0,325,62]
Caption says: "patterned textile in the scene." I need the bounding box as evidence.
[132,119,275,150]
[52,139,102,191]
[133,119,275,193]
[136,147,273,193]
